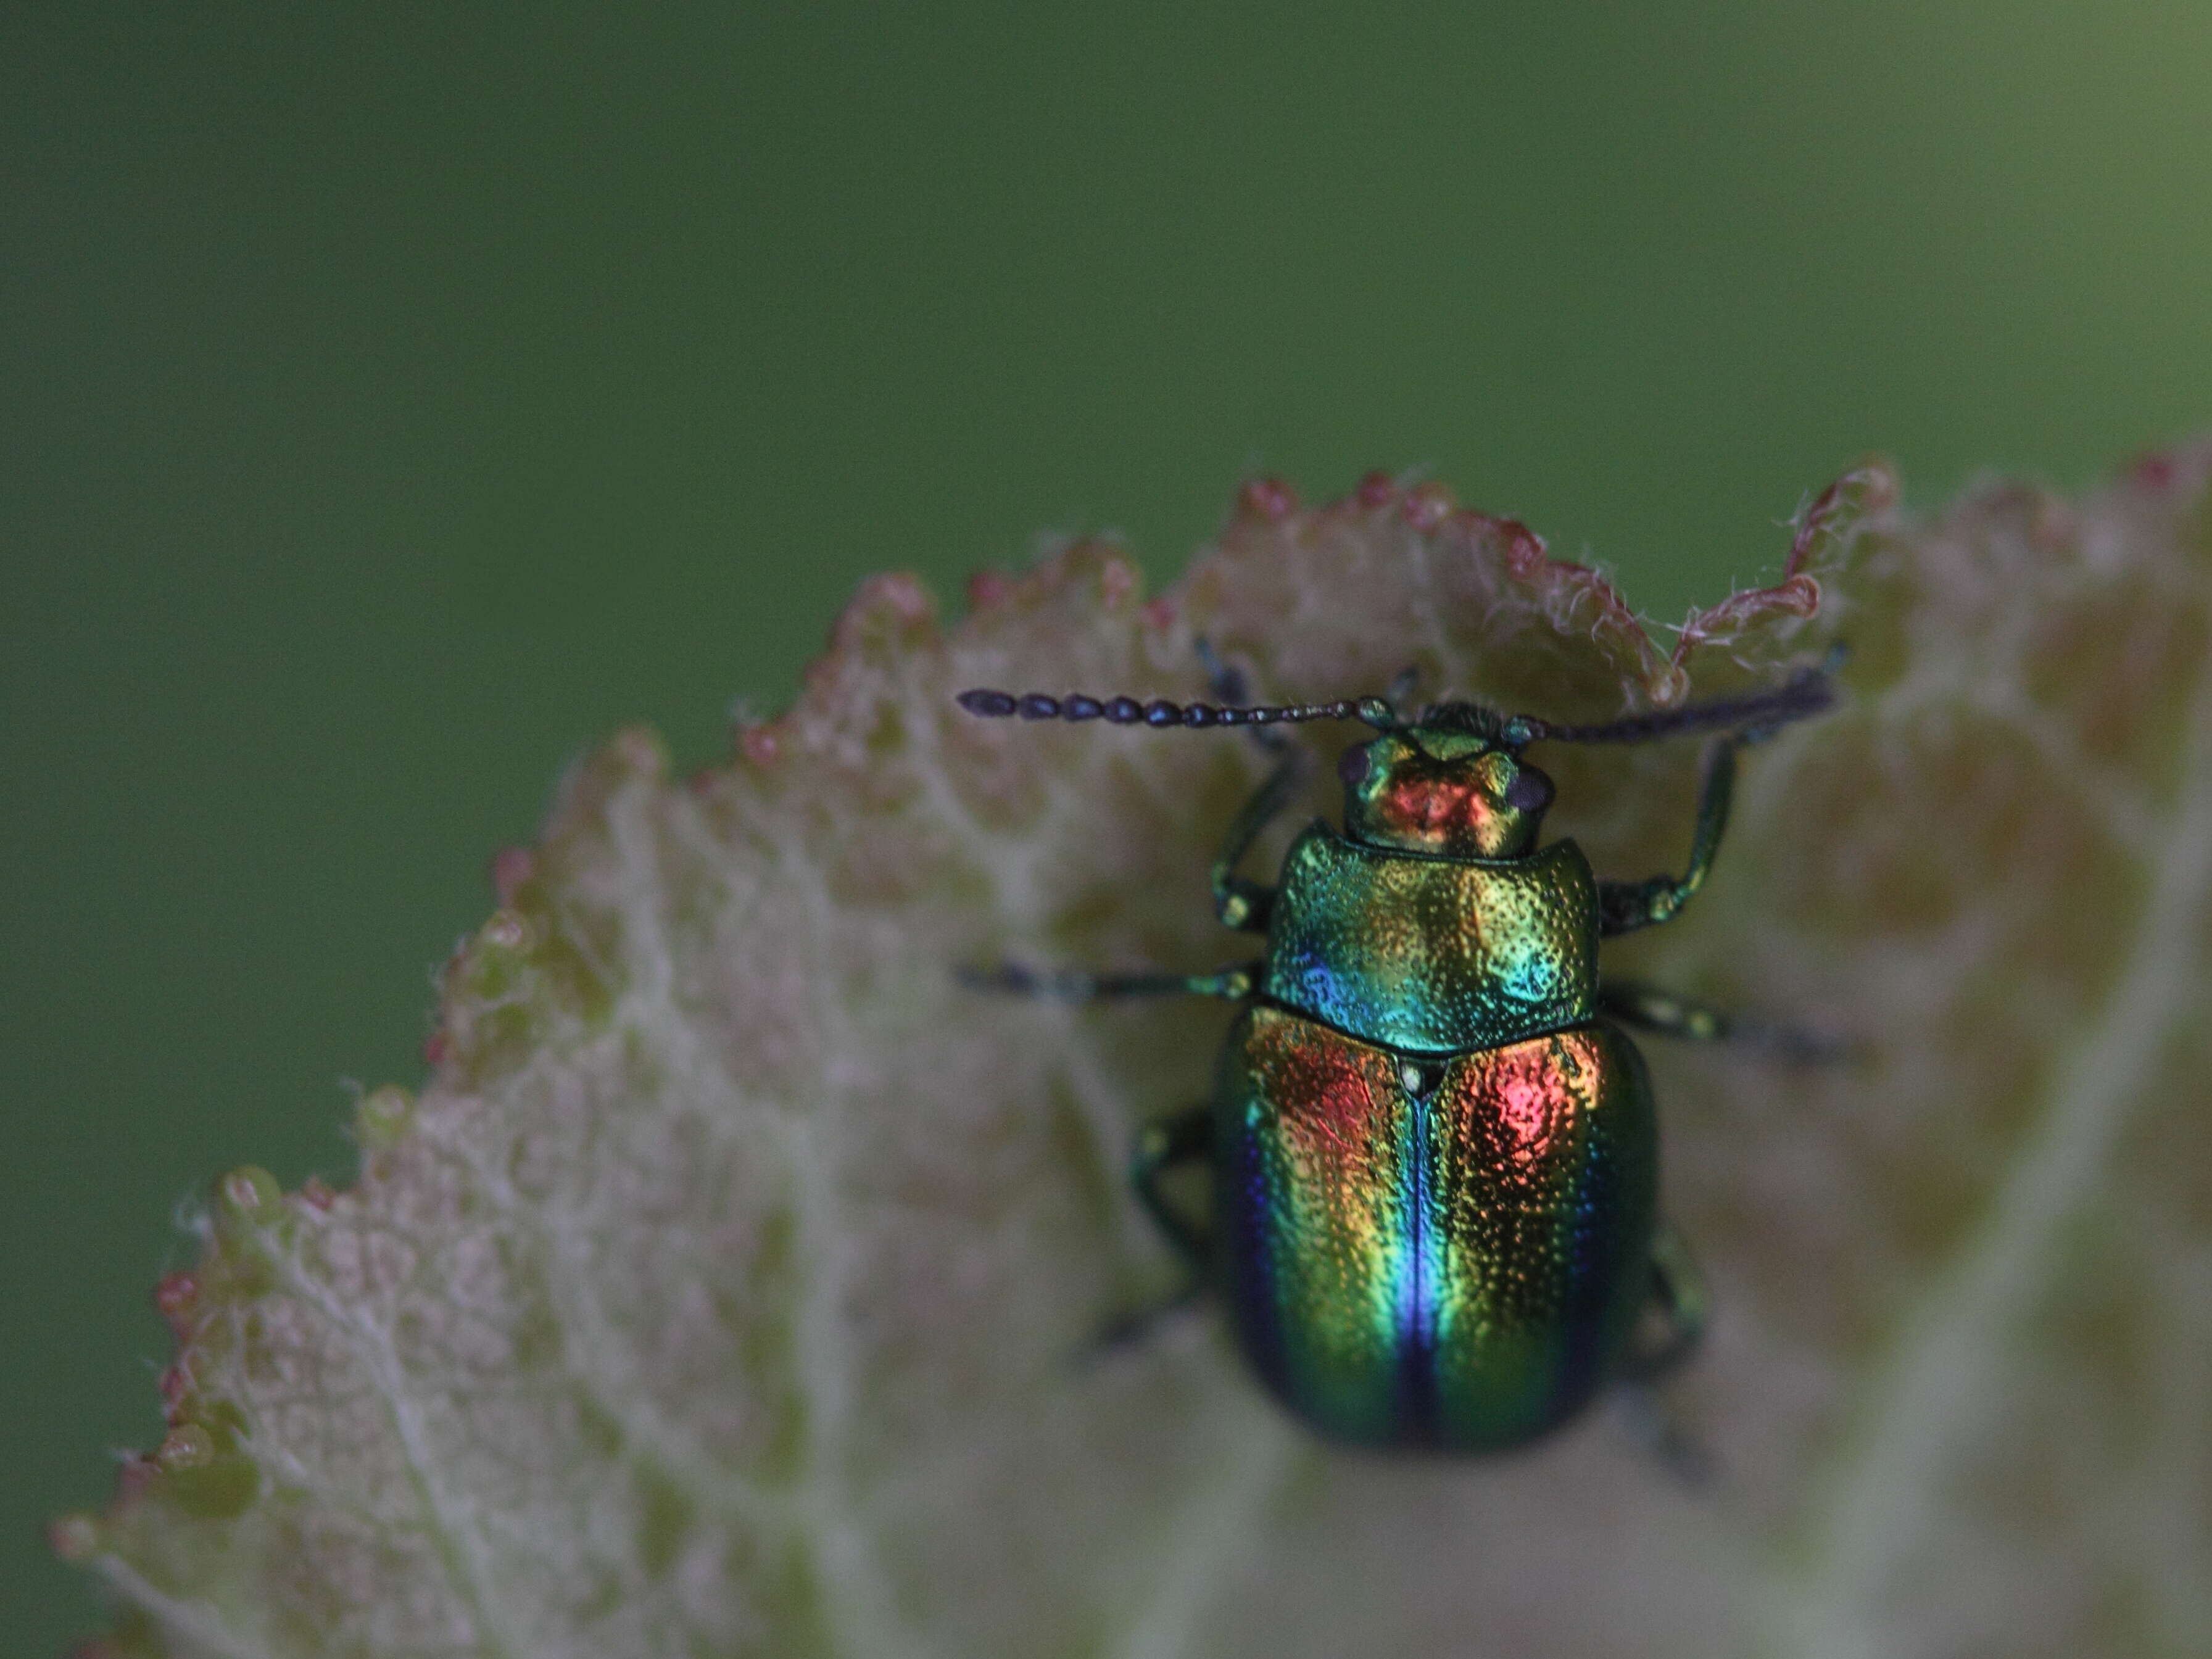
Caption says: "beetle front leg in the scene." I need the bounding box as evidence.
[1211,746,1307,933]
[1597,737,1736,935]
[1193,637,1301,931]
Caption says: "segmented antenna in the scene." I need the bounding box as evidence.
[954,688,1397,730]
[1511,663,1834,747]
[956,656,1837,746]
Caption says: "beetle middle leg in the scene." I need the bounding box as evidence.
[1084,1104,1215,1356]
[958,961,1259,1001]
[1598,980,1854,1066]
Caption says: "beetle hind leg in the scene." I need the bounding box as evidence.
[1612,1222,1717,1487]
[1622,1220,1706,1384]
[1131,1104,1212,1270]
[1079,1104,1215,1362]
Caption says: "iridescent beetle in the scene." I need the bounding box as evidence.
[956,660,1834,1452]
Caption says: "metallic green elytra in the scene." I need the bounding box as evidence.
[955,662,1834,1452]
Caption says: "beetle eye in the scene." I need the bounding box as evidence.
[1504,764,1555,813]
[1337,742,1373,787]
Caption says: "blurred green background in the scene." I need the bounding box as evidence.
[4,4,2208,1644]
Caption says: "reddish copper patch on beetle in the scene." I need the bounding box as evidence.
[1350,741,1546,859]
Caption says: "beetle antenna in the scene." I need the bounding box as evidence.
[956,687,1398,731]
[1513,661,1834,747]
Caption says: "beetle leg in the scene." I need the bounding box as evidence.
[1130,1104,1214,1273]
[1083,1282,1207,1359]
[1194,637,1315,932]
[1080,1105,1216,1359]
[1195,637,1334,933]
[1211,745,1306,932]
[1196,637,1288,756]
[1622,1220,1707,1383]
[1597,980,1857,1066]
[1613,1222,1717,1485]
[1612,1380,1716,1489]
[958,961,1259,1001]
[1597,736,1737,935]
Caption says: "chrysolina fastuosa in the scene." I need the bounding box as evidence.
[956,658,1835,1454]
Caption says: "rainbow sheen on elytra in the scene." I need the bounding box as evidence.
[957,664,1834,1452]
[1219,1009,1655,1447]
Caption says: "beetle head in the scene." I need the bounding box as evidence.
[1337,706,1554,858]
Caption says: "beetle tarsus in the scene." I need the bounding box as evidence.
[1612,1383,1720,1493]
[1072,1281,1206,1371]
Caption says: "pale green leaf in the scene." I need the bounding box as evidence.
[59,448,2212,1658]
